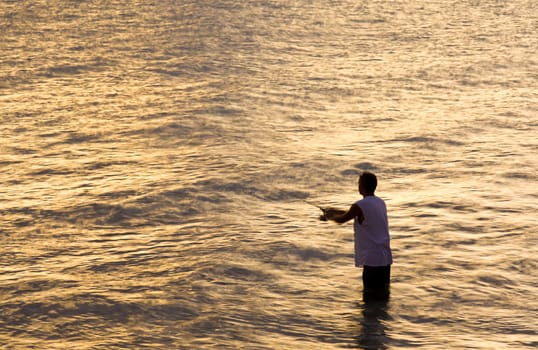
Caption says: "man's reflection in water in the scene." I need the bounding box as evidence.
[356,286,391,349]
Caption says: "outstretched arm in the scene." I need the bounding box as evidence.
[321,204,364,224]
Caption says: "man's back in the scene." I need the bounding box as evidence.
[354,196,392,267]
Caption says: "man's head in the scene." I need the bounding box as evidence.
[358,171,377,195]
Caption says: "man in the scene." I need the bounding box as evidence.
[321,171,392,300]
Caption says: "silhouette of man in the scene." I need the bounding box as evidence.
[321,172,392,300]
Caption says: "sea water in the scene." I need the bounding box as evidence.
[1,1,537,349]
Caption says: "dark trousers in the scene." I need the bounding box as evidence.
[362,265,391,302]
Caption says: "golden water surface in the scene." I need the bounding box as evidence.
[1,1,537,349]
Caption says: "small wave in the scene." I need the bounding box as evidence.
[44,64,88,76]
[476,274,514,288]
[29,168,75,176]
[354,162,377,170]
[1,294,199,330]
[86,161,138,171]
[146,68,185,77]
[8,146,37,155]
[251,241,343,267]
[64,132,104,144]
[341,168,361,176]
[88,260,129,273]
[388,166,428,175]
[387,136,465,146]
[350,18,386,24]
[502,172,535,180]
[63,203,144,227]
[197,180,310,202]
[221,266,273,282]
[45,132,108,147]
[207,105,244,116]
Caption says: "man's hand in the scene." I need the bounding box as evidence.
[319,204,363,224]
[319,208,346,221]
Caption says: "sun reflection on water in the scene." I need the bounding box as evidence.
[1,0,537,348]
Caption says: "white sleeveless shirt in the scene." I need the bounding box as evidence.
[354,196,393,267]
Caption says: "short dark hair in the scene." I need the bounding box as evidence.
[359,171,377,193]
